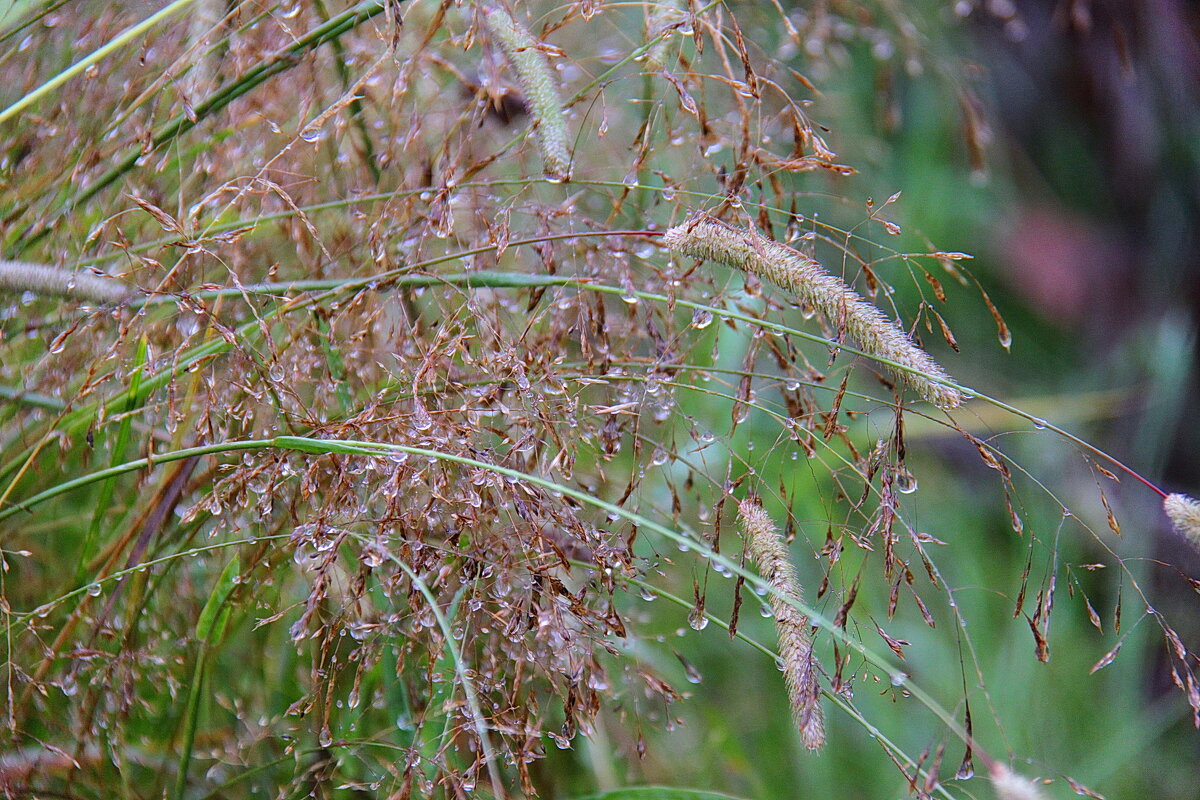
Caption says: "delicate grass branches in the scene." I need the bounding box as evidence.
[482,5,571,182]
[737,498,825,750]
[664,212,963,409]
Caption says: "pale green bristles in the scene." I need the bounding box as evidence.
[737,498,825,751]
[482,5,572,183]
[664,212,963,410]
[1164,493,1200,548]
[990,766,1048,800]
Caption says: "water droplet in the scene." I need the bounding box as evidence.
[890,671,908,687]
[691,308,713,329]
[299,126,325,143]
[86,583,102,597]
[759,603,774,618]
[894,468,918,494]
[638,586,657,601]
[687,606,709,630]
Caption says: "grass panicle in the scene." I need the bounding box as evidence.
[737,498,825,751]
[482,5,572,182]
[1164,493,1200,548]
[664,212,963,409]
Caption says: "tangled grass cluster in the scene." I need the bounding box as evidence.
[1,2,1197,798]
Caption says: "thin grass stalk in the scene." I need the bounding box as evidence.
[0,0,201,125]
[614,571,963,800]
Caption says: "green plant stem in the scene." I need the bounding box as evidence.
[0,0,201,125]
[390,561,506,799]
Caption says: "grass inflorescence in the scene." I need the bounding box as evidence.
[0,2,1196,799]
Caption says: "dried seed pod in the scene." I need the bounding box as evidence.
[0,259,131,304]
[737,498,825,750]
[664,213,963,409]
[482,6,572,182]
[1164,493,1200,548]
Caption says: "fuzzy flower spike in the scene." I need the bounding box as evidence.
[0,259,130,304]
[737,499,825,750]
[664,213,963,409]
[1164,493,1200,549]
[482,5,572,183]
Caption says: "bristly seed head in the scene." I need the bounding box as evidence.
[737,498,825,751]
[1164,493,1200,549]
[482,6,572,183]
[990,765,1048,800]
[664,213,963,410]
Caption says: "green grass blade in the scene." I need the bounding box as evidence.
[0,0,200,125]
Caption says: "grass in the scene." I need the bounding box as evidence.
[1,2,1197,799]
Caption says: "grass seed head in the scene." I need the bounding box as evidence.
[482,5,572,182]
[990,766,1048,800]
[737,498,825,750]
[1164,493,1200,548]
[664,213,963,410]
[0,259,131,304]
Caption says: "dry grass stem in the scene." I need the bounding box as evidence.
[664,213,963,409]
[0,259,131,304]
[482,5,572,182]
[1164,493,1200,548]
[737,498,825,750]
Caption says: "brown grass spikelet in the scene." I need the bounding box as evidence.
[664,213,963,409]
[482,5,572,182]
[990,765,1048,800]
[0,259,131,304]
[1164,493,1200,548]
[737,498,825,750]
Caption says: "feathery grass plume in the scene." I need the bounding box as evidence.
[0,259,131,304]
[737,498,825,750]
[990,765,1048,800]
[1164,493,1200,547]
[482,5,572,182]
[664,213,964,409]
